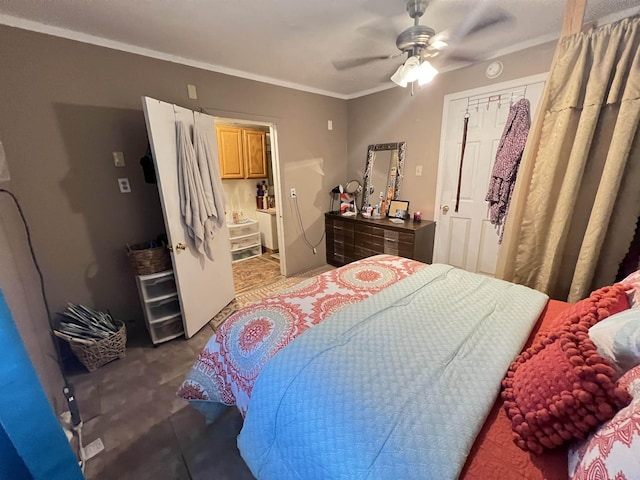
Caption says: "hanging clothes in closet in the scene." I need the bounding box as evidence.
[485,98,531,243]
[176,120,226,260]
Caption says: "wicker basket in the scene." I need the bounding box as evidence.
[127,242,172,275]
[69,321,127,372]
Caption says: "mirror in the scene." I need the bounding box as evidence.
[362,142,406,210]
[344,179,362,195]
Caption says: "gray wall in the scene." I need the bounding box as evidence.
[346,42,556,220]
[0,25,347,409]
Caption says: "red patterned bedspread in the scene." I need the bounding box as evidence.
[177,255,425,415]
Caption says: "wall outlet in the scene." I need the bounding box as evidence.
[415,165,423,176]
[290,188,296,198]
[118,178,131,193]
[112,151,125,167]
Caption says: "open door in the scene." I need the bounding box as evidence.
[142,97,234,338]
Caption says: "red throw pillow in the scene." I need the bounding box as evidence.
[501,284,631,454]
[540,284,629,338]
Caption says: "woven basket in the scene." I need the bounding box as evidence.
[69,321,127,372]
[127,242,172,275]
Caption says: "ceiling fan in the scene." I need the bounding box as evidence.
[333,0,514,88]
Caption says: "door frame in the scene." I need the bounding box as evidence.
[432,72,548,265]
[212,116,287,276]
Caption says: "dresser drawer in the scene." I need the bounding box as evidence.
[382,230,414,257]
[355,245,379,258]
[383,238,414,258]
[355,233,384,252]
[384,230,414,244]
[360,225,385,237]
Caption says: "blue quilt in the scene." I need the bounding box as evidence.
[238,264,548,479]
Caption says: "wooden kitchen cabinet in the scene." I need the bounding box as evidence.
[325,212,435,267]
[215,126,267,179]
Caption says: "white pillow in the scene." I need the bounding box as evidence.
[621,269,640,307]
[589,308,640,373]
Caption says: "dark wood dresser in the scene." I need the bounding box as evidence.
[325,212,435,267]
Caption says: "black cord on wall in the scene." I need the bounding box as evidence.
[291,194,325,254]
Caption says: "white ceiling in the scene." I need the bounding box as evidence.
[1,0,638,99]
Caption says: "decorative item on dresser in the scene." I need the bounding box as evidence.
[324,212,435,267]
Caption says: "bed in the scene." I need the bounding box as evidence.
[177,255,635,479]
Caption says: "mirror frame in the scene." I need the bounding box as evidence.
[362,142,406,209]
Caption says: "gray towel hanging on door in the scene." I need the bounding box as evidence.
[176,121,226,260]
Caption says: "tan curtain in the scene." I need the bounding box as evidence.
[498,16,640,302]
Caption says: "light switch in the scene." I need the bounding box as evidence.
[187,84,197,99]
[327,120,333,130]
[415,165,423,176]
[118,178,131,193]
[113,152,125,167]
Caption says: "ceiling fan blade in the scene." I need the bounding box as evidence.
[356,18,401,44]
[332,54,401,71]
[465,8,515,37]
[432,6,515,49]
[444,52,484,63]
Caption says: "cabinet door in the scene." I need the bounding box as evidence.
[243,129,267,178]
[216,126,244,179]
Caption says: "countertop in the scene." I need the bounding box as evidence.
[256,208,277,215]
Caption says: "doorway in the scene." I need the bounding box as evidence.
[213,117,286,294]
[433,74,546,275]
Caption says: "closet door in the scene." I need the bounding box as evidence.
[142,97,234,338]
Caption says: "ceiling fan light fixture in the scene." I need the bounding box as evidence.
[391,56,422,87]
[403,56,421,83]
[417,60,438,85]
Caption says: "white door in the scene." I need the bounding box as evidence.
[142,97,234,338]
[434,75,546,275]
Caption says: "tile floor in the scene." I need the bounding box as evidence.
[68,322,255,480]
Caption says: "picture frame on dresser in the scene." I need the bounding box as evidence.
[387,200,409,219]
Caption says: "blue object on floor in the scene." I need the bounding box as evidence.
[0,289,83,480]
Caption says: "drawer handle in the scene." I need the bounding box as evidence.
[385,238,398,243]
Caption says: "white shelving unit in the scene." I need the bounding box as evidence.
[228,220,261,263]
[134,269,184,345]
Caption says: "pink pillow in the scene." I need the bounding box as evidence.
[502,329,631,454]
[568,365,640,479]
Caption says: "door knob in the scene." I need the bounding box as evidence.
[441,205,449,215]
[168,243,187,252]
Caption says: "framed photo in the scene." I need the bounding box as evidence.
[340,193,356,215]
[387,200,409,219]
